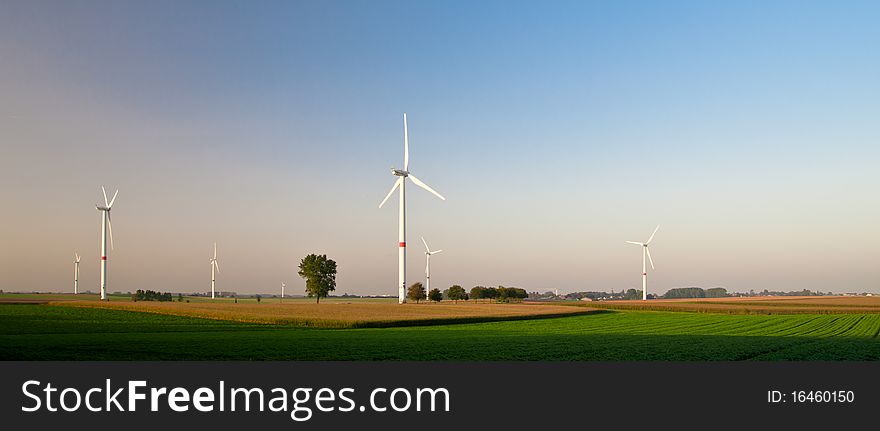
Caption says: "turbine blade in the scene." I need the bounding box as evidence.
[378,177,402,208]
[421,236,430,252]
[408,174,445,200]
[108,189,119,208]
[107,213,114,250]
[646,224,660,244]
[403,113,409,171]
[432,250,443,254]
[646,247,655,270]
[213,242,217,259]
[626,241,643,246]
[214,260,220,273]
[101,186,108,207]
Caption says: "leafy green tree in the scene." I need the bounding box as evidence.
[497,285,509,301]
[428,288,442,302]
[407,282,426,303]
[664,287,705,299]
[623,288,642,300]
[297,254,338,304]
[705,287,728,298]
[446,285,466,303]
[470,286,485,302]
[483,287,499,301]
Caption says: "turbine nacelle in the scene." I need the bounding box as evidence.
[392,168,409,177]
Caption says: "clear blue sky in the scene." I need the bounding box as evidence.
[1,0,878,295]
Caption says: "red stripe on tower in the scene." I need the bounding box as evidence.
[102,256,107,260]
[399,242,406,247]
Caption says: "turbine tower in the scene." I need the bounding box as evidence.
[421,236,443,295]
[281,282,286,302]
[73,252,81,294]
[96,186,118,301]
[379,113,446,304]
[626,225,659,301]
[210,243,220,299]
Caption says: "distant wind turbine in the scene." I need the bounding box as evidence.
[73,252,81,294]
[626,225,660,301]
[281,281,286,302]
[210,243,220,299]
[421,236,443,295]
[379,113,446,303]
[96,186,118,301]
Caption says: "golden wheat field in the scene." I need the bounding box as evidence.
[581,296,880,314]
[51,300,596,328]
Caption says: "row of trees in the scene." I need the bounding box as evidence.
[406,282,443,303]
[663,287,728,299]
[469,286,528,302]
[405,284,529,303]
[131,289,173,302]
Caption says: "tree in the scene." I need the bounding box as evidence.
[470,286,485,302]
[446,285,466,303]
[428,288,442,302]
[256,295,261,303]
[483,287,499,301]
[407,282,426,303]
[297,254,338,304]
[177,293,183,302]
[664,287,706,299]
[497,286,508,301]
[705,287,728,298]
[623,289,642,300]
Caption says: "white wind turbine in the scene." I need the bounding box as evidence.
[626,225,660,301]
[421,237,443,295]
[379,113,446,304]
[210,243,220,299]
[281,282,286,302]
[96,186,118,301]
[73,252,81,294]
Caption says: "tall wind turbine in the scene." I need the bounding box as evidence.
[210,243,220,299]
[96,186,118,301]
[281,282,286,302]
[421,237,443,295]
[379,113,446,304]
[626,225,659,301]
[73,252,81,294]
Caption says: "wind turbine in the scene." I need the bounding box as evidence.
[379,113,446,304]
[281,282,286,302]
[210,243,219,299]
[73,252,81,294]
[421,236,443,295]
[626,225,660,301]
[96,186,118,301]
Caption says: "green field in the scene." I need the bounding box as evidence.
[1,304,878,360]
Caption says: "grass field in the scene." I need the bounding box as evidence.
[1,303,878,360]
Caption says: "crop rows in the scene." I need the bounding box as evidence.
[1,305,878,360]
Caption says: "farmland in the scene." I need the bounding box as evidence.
[47,300,594,328]
[1,303,878,360]
[577,296,880,314]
